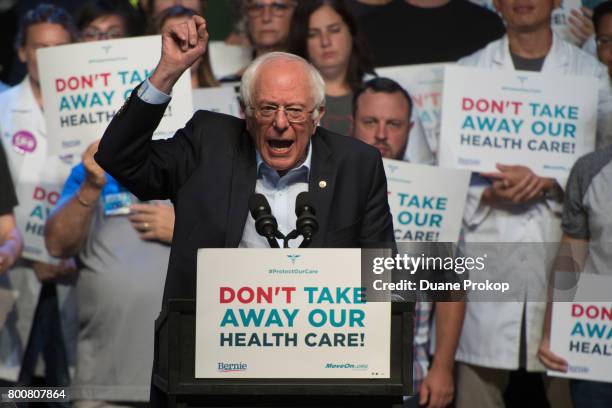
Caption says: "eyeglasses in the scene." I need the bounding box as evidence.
[251,104,315,124]
[246,1,295,18]
[596,36,612,49]
[81,27,124,40]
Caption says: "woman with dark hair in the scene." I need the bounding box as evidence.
[289,0,374,136]
[149,5,219,87]
[74,0,143,40]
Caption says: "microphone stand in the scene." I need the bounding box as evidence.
[283,230,313,248]
[283,230,299,248]
[266,230,286,249]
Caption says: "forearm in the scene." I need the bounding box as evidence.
[150,66,181,95]
[45,182,101,258]
[543,234,589,333]
[431,302,466,371]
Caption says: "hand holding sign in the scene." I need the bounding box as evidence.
[150,15,209,94]
[481,164,554,205]
[538,331,568,373]
[567,7,594,46]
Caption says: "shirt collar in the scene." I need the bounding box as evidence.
[496,32,568,69]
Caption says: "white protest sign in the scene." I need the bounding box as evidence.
[384,159,470,243]
[192,87,241,117]
[13,168,70,263]
[439,65,597,180]
[38,35,193,156]
[0,82,75,263]
[377,64,447,157]
[550,274,612,383]
[207,41,251,79]
[195,248,391,379]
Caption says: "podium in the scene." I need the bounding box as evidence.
[153,300,413,408]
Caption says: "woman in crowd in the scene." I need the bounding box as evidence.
[220,0,297,82]
[149,5,219,88]
[75,0,142,40]
[289,0,375,136]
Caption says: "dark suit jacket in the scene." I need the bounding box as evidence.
[96,90,394,303]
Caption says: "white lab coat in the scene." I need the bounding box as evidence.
[455,33,610,371]
[0,77,77,381]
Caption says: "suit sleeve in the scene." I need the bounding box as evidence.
[360,154,395,246]
[95,86,201,201]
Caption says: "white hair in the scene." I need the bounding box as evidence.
[240,52,326,120]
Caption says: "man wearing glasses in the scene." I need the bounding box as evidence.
[95,20,394,406]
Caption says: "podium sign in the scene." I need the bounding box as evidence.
[195,248,391,379]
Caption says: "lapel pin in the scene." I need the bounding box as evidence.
[319,180,327,189]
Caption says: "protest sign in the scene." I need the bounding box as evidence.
[195,248,391,379]
[13,172,70,263]
[377,64,447,157]
[439,65,597,179]
[550,274,612,383]
[192,86,241,117]
[0,86,75,263]
[207,41,251,79]
[384,159,470,243]
[38,36,192,156]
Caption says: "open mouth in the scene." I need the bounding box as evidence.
[267,139,294,153]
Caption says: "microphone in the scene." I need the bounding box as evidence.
[295,192,318,248]
[248,194,283,248]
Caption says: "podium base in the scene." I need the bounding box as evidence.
[165,395,404,408]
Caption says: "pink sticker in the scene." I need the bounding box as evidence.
[12,130,37,154]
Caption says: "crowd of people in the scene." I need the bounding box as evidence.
[0,0,611,407]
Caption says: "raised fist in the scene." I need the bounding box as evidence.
[150,15,209,94]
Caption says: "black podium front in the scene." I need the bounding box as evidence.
[153,300,413,408]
